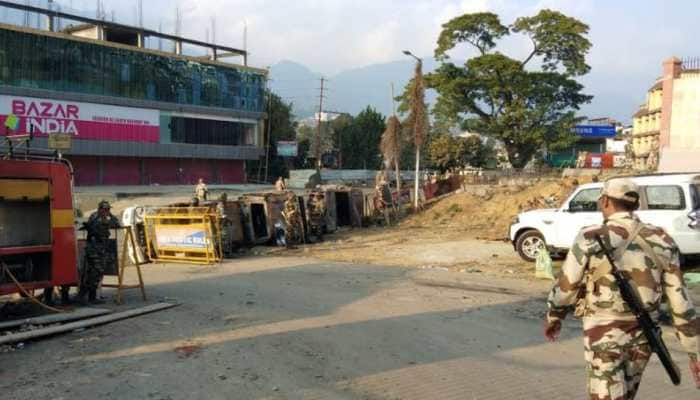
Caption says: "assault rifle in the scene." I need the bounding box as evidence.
[594,235,681,386]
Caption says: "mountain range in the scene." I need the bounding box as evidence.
[269,59,440,120]
[270,59,633,124]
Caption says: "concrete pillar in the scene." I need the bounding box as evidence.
[139,159,146,185]
[46,16,54,32]
[97,157,105,185]
[137,33,144,48]
[175,41,183,55]
[660,57,682,148]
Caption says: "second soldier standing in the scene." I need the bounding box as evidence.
[282,192,302,248]
[79,200,121,304]
[307,192,326,242]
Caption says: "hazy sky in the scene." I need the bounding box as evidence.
[12,1,700,121]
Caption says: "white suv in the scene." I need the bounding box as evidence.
[509,173,700,263]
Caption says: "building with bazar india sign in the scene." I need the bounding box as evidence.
[0,2,267,186]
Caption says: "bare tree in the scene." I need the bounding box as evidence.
[380,115,402,207]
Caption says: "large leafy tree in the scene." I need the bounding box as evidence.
[429,10,592,169]
[427,134,493,172]
[336,107,386,170]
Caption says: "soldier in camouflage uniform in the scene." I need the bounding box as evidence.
[80,200,121,304]
[545,178,700,399]
[307,192,326,242]
[282,192,302,248]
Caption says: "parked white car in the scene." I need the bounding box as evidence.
[509,173,700,263]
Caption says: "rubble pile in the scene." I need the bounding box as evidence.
[403,177,586,240]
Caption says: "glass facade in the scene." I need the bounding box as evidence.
[0,26,266,113]
[170,116,256,146]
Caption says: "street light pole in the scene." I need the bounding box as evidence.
[403,50,424,211]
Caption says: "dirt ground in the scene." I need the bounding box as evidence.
[290,226,536,280]
[3,180,700,399]
[2,255,699,400]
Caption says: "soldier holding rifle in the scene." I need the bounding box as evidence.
[544,178,700,399]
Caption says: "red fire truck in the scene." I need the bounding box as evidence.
[0,154,78,304]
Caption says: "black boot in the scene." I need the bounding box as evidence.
[74,289,88,306]
[88,289,105,304]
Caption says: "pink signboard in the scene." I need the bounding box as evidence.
[0,95,160,143]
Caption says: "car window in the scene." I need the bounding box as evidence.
[693,184,700,210]
[644,185,685,210]
[568,188,601,212]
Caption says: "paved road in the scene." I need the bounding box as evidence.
[1,257,697,399]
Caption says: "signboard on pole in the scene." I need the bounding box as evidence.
[277,141,298,157]
[573,125,617,138]
[48,133,72,150]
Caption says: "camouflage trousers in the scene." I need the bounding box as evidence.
[285,219,302,245]
[584,321,651,400]
[308,216,323,239]
[82,244,112,291]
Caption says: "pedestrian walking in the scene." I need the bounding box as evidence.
[195,178,208,201]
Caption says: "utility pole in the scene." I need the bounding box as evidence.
[315,77,326,170]
[264,88,273,183]
[243,20,248,66]
[158,21,163,51]
[390,82,401,204]
[138,0,143,27]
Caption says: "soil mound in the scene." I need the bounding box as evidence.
[402,177,588,240]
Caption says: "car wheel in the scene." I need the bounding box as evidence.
[516,230,546,262]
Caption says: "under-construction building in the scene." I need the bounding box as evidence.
[0,2,267,185]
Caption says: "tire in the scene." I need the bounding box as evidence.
[516,230,546,262]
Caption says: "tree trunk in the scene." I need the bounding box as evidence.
[394,159,401,208]
[414,147,420,210]
[506,146,533,170]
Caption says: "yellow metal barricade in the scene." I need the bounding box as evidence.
[143,207,223,265]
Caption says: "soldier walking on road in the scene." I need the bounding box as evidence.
[79,200,121,304]
[282,192,302,248]
[195,178,208,202]
[544,178,700,399]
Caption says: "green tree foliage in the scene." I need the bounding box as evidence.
[429,9,592,169]
[335,107,386,170]
[297,123,333,166]
[247,92,298,181]
[427,134,493,172]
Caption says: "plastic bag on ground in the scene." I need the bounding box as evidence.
[684,272,700,286]
[535,249,555,280]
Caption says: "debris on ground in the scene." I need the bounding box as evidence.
[174,343,203,358]
[684,273,700,286]
[0,303,178,345]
